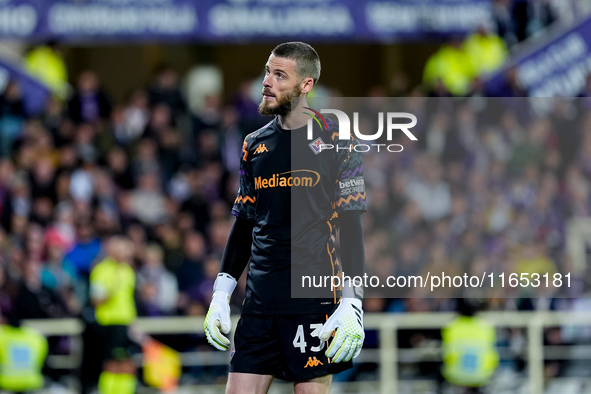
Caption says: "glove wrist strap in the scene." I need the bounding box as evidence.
[213,273,237,295]
[342,277,364,300]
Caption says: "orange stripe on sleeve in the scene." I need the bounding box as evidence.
[234,195,256,204]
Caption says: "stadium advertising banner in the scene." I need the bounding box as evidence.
[0,57,50,115]
[486,17,591,97]
[0,0,492,41]
[0,0,38,37]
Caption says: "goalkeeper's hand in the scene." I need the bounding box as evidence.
[204,273,237,351]
[318,297,364,363]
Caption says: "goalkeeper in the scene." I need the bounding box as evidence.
[204,42,366,394]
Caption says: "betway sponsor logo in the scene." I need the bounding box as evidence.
[339,178,364,189]
[339,177,365,196]
[254,170,320,190]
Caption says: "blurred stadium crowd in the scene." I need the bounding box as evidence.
[0,66,260,322]
[362,96,586,306]
[2,66,591,381]
[0,1,590,387]
[353,94,591,385]
[2,63,589,319]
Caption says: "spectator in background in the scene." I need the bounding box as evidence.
[24,41,69,101]
[63,218,101,292]
[393,200,424,240]
[68,71,111,125]
[219,106,243,175]
[29,196,53,237]
[466,77,489,98]
[154,220,184,272]
[41,233,77,313]
[148,66,186,118]
[492,0,518,47]
[485,188,514,234]
[405,157,452,222]
[512,240,558,279]
[441,299,499,393]
[14,259,69,320]
[180,170,211,235]
[185,255,220,316]
[508,119,549,172]
[0,81,25,158]
[393,241,423,278]
[143,103,173,140]
[512,0,557,42]
[25,224,45,266]
[423,38,476,96]
[0,159,14,226]
[121,88,150,144]
[154,126,183,183]
[137,243,178,316]
[463,23,508,76]
[130,172,166,226]
[424,22,510,98]
[69,150,99,205]
[4,244,25,288]
[498,67,529,97]
[421,243,462,297]
[0,265,12,316]
[192,91,222,141]
[46,202,76,251]
[130,138,160,182]
[105,147,134,191]
[176,231,206,292]
[0,305,48,393]
[89,236,137,394]
[231,77,267,134]
[29,156,57,205]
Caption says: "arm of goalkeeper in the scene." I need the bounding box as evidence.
[319,210,365,363]
[203,218,254,351]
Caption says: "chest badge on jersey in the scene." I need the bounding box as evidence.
[308,137,326,155]
[254,144,269,155]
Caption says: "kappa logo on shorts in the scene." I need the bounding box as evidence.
[304,356,324,368]
[254,144,269,155]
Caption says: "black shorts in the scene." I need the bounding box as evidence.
[230,313,353,382]
[94,324,133,363]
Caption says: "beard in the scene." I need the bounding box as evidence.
[258,84,302,117]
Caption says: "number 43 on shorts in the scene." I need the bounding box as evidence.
[293,324,324,353]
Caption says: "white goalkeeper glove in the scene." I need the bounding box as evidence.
[204,273,237,351]
[319,296,365,363]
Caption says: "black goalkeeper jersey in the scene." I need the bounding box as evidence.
[232,116,367,315]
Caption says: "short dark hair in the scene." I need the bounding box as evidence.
[272,42,321,84]
[457,298,481,317]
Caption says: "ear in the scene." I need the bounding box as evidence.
[300,77,314,94]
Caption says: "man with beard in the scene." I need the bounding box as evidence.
[204,42,367,394]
